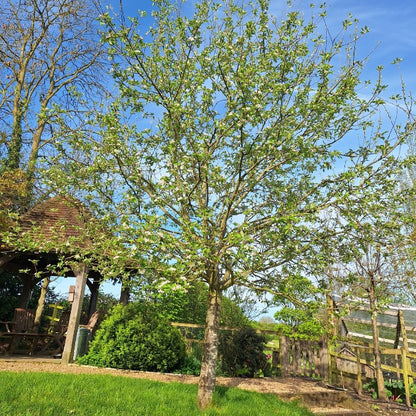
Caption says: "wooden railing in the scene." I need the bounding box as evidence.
[171,319,416,407]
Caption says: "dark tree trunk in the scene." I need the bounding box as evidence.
[86,277,100,318]
[119,277,131,306]
[19,275,35,309]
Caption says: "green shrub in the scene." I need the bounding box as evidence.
[364,378,416,406]
[219,327,269,378]
[175,341,202,375]
[78,303,186,372]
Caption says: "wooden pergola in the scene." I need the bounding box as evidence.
[0,195,118,364]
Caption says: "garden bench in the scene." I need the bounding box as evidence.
[0,308,55,355]
[0,308,35,334]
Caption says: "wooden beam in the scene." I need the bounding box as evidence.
[0,254,15,267]
[62,264,88,365]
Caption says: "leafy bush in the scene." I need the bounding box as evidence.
[176,342,202,375]
[177,355,201,375]
[134,281,249,327]
[78,303,186,372]
[364,378,416,406]
[219,327,269,378]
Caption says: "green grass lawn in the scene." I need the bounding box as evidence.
[0,371,313,416]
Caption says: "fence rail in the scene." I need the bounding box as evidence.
[172,305,416,407]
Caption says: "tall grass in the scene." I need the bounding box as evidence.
[0,371,313,416]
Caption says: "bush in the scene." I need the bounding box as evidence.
[78,303,186,372]
[364,378,416,406]
[176,342,202,375]
[219,327,269,378]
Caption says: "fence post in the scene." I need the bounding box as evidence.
[402,348,411,407]
[272,350,280,374]
[280,335,290,377]
[356,347,362,395]
[319,336,329,381]
[399,310,413,385]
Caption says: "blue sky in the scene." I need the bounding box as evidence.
[55,0,416,310]
[324,0,416,92]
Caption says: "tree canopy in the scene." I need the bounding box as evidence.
[44,0,415,408]
[0,0,108,206]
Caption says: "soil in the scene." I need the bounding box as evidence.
[0,357,415,416]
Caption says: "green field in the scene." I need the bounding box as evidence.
[0,371,313,416]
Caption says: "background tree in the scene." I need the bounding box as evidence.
[0,168,27,231]
[132,280,249,327]
[325,164,416,400]
[0,0,108,206]
[47,0,415,408]
[0,0,110,321]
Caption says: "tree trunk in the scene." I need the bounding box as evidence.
[8,93,24,170]
[19,275,35,309]
[33,275,50,332]
[86,277,100,318]
[369,280,387,401]
[120,276,131,306]
[197,285,222,409]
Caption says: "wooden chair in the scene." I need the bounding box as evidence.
[47,310,71,356]
[80,310,99,332]
[0,308,35,334]
[51,311,99,358]
[0,308,40,354]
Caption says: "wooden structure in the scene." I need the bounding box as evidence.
[174,314,416,407]
[0,196,107,363]
[0,307,55,354]
[277,336,329,379]
[331,302,416,407]
[0,308,35,333]
[79,310,99,332]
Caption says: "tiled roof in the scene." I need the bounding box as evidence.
[16,195,94,252]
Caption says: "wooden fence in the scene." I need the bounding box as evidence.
[275,336,329,379]
[172,311,416,407]
[270,334,416,406]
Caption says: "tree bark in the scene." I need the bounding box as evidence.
[120,277,131,306]
[19,275,36,309]
[33,275,50,332]
[86,277,100,318]
[197,284,222,409]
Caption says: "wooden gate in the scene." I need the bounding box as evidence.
[275,336,329,379]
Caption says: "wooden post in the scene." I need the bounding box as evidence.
[0,254,14,267]
[319,336,329,381]
[399,310,413,385]
[272,350,280,373]
[280,336,290,377]
[293,340,300,376]
[394,310,401,349]
[62,264,88,365]
[328,343,334,385]
[356,347,362,395]
[402,348,411,408]
[86,277,100,318]
[326,293,337,339]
